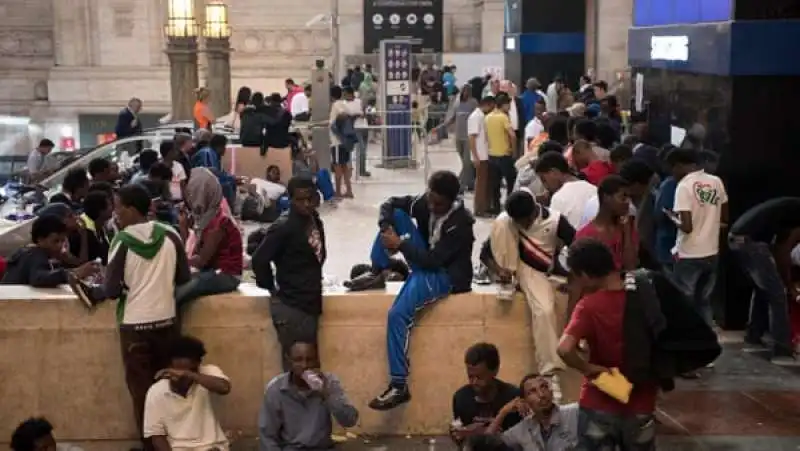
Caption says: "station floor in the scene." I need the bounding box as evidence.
[236,143,800,450]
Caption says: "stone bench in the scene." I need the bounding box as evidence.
[0,281,577,447]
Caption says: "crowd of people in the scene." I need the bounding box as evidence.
[5,67,800,451]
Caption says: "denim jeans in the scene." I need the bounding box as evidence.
[175,271,241,308]
[455,139,475,190]
[578,408,656,451]
[728,237,793,355]
[672,254,717,327]
[488,155,517,212]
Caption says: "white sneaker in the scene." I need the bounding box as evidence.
[771,355,800,367]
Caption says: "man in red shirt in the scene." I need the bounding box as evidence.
[574,139,613,186]
[576,175,639,270]
[557,238,658,450]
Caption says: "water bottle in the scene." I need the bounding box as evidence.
[301,370,324,391]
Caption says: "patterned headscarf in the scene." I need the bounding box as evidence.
[185,167,223,236]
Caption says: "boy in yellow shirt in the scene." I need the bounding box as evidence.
[484,93,517,213]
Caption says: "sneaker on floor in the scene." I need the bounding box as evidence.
[770,355,800,367]
[67,272,101,310]
[368,384,411,411]
[742,338,768,353]
[343,271,386,292]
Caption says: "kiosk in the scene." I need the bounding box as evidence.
[502,0,586,88]
[629,0,800,327]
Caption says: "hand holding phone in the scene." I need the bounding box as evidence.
[663,208,682,226]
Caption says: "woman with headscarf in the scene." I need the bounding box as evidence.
[175,168,242,306]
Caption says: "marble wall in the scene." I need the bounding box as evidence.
[0,0,632,149]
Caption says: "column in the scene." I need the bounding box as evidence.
[165,37,200,121]
[503,0,586,88]
[205,37,232,117]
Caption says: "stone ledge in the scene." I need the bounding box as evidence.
[0,281,575,444]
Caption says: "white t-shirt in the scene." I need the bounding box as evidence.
[290,92,309,116]
[673,170,727,258]
[169,161,187,200]
[467,108,489,161]
[524,117,544,143]
[509,98,519,130]
[344,98,367,128]
[251,178,286,201]
[550,180,598,228]
[143,364,230,451]
[329,99,348,146]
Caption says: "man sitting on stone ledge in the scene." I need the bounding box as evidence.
[259,341,359,451]
[451,343,523,446]
[144,335,231,451]
[480,190,575,399]
[344,170,475,410]
[0,214,98,287]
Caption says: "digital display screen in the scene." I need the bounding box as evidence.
[634,0,732,26]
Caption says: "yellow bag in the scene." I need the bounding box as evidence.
[591,367,632,404]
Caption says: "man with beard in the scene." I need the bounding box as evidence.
[486,373,579,450]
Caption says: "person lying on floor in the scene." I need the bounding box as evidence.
[344,170,475,410]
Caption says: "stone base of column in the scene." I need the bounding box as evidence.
[205,37,232,118]
[165,37,200,122]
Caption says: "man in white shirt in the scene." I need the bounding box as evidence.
[467,96,494,216]
[344,89,371,177]
[290,85,310,119]
[144,335,231,451]
[667,148,727,327]
[546,76,563,114]
[534,152,597,228]
[523,99,547,147]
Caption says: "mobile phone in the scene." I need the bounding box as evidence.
[662,208,682,226]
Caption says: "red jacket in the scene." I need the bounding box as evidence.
[582,160,615,186]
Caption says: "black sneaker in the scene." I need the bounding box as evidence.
[67,272,102,310]
[343,271,386,292]
[368,384,411,410]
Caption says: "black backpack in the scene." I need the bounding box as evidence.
[622,269,722,391]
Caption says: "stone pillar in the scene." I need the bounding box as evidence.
[310,67,332,170]
[205,37,232,118]
[165,37,200,121]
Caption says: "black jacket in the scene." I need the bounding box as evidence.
[252,209,326,315]
[622,270,722,392]
[0,246,68,287]
[379,194,474,293]
[263,105,293,149]
[239,105,270,148]
[114,108,142,139]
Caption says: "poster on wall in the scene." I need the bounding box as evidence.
[364,0,443,54]
[379,40,413,167]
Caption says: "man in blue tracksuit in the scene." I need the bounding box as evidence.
[345,170,475,410]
